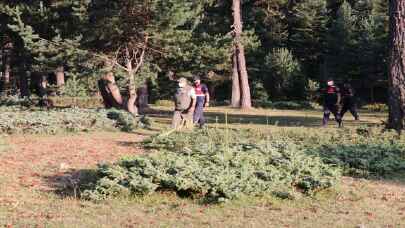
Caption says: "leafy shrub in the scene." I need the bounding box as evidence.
[269,126,405,178]
[154,100,173,107]
[82,129,340,202]
[0,96,34,107]
[107,109,152,132]
[49,97,104,108]
[362,103,388,112]
[308,143,405,177]
[0,106,144,134]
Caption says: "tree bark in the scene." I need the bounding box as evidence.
[2,41,12,95]
[125,52,138,116]
[19,59,30,97]
[232,0,252,109]
[55,66,65,93]
[137,82,149,114]
[231,51,241,107]
[388,0,405,132]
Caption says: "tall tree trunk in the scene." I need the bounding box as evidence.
[231,52,241,107]
[2,42,12,95]
[126,57,138,116]
[19,58,30,97]
[388,0,405,132]
[55,66,65,94]
[137,82,149,114]
[232,0,252,109]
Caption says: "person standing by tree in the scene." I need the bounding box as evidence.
[192,75,210,128]
[172,78,196,130]
[340,81,359,121]
[322,79,342,127]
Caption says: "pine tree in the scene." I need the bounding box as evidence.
[387,0,405,132]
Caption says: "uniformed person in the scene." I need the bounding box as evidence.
[340,81,359,121]
[322,79,342,127]
[192,75,210,128]
[172,78,196,129]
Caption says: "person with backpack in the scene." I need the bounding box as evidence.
[340,81,359,121]
[321,79,343,127]
[192,75,210,128]
[172,77,196,129]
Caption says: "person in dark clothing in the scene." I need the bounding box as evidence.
[192,75,210,128]
[340,82,359,121]
[322,79,342,127]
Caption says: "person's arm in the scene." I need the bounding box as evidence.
[336,88,341,105]
[204,85,210,107]
[188,88,197,114]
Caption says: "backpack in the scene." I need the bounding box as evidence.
[174,86,192,111]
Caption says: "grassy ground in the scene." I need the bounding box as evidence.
[1,107,404,227]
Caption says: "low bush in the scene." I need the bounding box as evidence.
[0,96,35,107]
[308,143,405,177]
[269,126,405,178]
[49,96,104,108]
[82,129,340,202]
[0,106,146,134]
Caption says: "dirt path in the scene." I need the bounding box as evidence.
[0,132,145,193]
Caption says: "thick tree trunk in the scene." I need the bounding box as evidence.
[2,42,12,95]
[99,72,124,108]
[19,59,30,97]
[388,0,405,132]
[231,52,241,107]
[55,66,65,93]
[126,60,138,116]
[232,0,252,109]
[137,82,149,114]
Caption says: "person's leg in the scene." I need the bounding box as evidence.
[193,102,204,125]
[331,105,343,127]
[172,111,182,129]
[340,103,349,119]
[199,107,206,127]
[323,106,331,126]
[349,102,359,120]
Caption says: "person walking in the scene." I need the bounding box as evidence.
[322,79,343,127]
[340,81,359,121]
[192,75,210,128]
[172,78,196,129]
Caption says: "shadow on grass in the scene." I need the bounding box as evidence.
[43,169,98,198]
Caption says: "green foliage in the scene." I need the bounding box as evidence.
[0,106,143,134]
[311,143,405,177]
[49,97,103,109]
[263,48,307,100]
[82,129,340,202]
[270,126,405,178]
[107,109,152,132]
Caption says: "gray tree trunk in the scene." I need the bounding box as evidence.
[231,52,241,107]
[232,0,252,109]
[388,0,405,132]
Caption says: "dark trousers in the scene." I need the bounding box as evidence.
[341,99,359,120]
[323,103,342,126]
[193,99,206,126]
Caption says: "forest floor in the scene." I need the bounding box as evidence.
[1,107,404,228]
